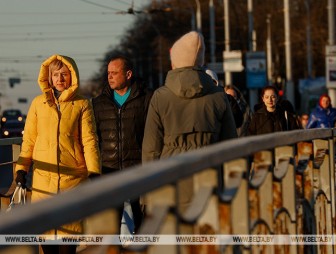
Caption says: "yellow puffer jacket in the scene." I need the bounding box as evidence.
[15,54,101,234]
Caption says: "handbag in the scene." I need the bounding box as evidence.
[6,183,27,212]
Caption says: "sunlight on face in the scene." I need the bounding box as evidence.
[107,59,132,95]
[320,97,330,109]
[226,88,237,100]
[262,89,278,112]
[52,66,71,92]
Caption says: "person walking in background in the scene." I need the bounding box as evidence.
[306,94,336,129]
[299,113,309,129]
[92,55,152,235]
[142,31,237,212]
[15,54,101,254]
[248,85,300,135]
[205,68,243,129]
[224,85,252,137]
[247,85,299,181]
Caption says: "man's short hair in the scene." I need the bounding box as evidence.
[108,55,133,72]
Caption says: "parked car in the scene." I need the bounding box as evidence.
[0,109,25,138]
[1,121,25,138]
[1,109,24,123]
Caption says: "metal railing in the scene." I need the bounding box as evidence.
[0,137,22,198]
[0,129,335,254]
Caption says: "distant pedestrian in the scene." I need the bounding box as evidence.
[306,94,336,129]
[142,31,237,212]
[224,84,252,137]
[299,113,309,129]
[205,68,243,129]
[247,85,300,181]
[248,85,300,135]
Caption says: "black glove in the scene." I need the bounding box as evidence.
[15,170,27,188]
[88,173,100,180]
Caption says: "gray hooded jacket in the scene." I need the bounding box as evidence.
[142,66,237,162]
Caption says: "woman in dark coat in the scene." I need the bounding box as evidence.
[248,85,300,135]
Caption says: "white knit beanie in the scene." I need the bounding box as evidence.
[170,31,205,69]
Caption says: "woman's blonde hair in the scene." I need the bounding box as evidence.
[48,59,68,86]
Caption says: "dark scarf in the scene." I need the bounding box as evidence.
[53,88,62,100]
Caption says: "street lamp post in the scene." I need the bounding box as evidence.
[266,14,272,84]
[195,0,202,32]
[247,0,259,109]
[209,0,216,63]
[223,0,231,86]
[328,0,335,45]
[284,0,295,106]
[327,0,336,106]
[248,0,254,52]
[305,0,312,79]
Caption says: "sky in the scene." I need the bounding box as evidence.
[0,0,151,86]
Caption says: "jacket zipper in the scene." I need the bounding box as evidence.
[112,89,138,170]
[53,102,61,236]
[56,103,61,193]
[118,107,122,170]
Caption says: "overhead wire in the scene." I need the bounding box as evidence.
[113,0,133,6]
[0,0,149,83]
[79,0,125,12]
[0,19,131,29]
[0,34,124,42]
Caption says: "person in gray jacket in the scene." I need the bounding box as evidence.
[142,31,237,213]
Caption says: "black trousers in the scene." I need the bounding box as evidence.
[41,245,77,254]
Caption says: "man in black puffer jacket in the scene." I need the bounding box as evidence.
[92,54,153,234]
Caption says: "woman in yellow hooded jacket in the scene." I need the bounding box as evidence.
[14,54,101,254]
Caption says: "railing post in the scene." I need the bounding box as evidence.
[312,138,333,253]
[331,130,336,253]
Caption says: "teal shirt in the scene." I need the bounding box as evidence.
[114,88,131,108]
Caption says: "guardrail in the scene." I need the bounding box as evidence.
[0,137,22,205]
[0,129,335,254]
